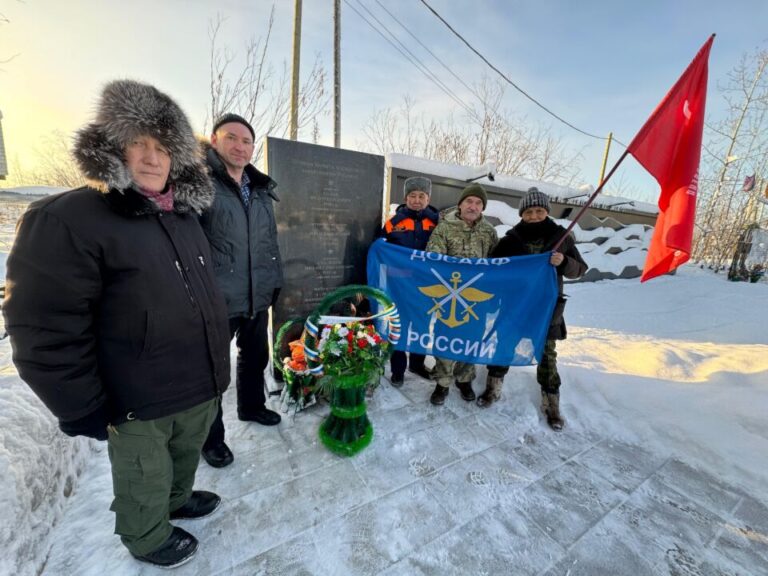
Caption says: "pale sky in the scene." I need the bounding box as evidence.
[2,0,767,198]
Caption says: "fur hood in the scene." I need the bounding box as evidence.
[73,80,213,214]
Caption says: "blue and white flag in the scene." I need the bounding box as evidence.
[367,239,558,366]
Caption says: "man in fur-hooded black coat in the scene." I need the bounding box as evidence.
[3,80,230,568]
[482,188,587,430]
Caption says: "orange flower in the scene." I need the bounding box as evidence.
[287,340,307,371]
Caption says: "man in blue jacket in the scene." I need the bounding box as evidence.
[199,114,283,468]
[382,176,439,386]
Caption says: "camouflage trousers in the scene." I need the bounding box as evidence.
[487,339,561,393]
[433,357,477,388]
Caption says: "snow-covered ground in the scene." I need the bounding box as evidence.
[2,265,767,575]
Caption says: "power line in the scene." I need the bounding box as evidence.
[343,0,478,119]
[372,0,481,101]
[418,0,615,143]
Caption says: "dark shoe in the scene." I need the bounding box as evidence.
[477,376,503,408]
[430,384,449,406]
[455,380,476,402]
[131,526,198,568]
[201,443,234,468]
[541,392,565,431]
[391,373,404,388]
[238,406,281,426]
[170,490,221,520]
[408,365,433,380]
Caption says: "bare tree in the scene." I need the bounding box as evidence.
[693,49,768,269]
[0,1,23,69]
[207,10,330,164]
[358,78,583,186]
[9,131,85,189]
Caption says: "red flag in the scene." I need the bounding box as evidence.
[628,35,714,282]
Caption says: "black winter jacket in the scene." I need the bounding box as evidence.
[3,187,231,426]
[382,204,439,249]
[200,144,283,317]
[491,218,588,340]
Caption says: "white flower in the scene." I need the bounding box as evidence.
[338,326,349,337]
[321,327,331,339]
[365,335,377,346]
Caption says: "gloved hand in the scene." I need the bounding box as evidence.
[59,405,109,441]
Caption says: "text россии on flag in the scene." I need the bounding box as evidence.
[367,239,558,366]
[628,35,714,282]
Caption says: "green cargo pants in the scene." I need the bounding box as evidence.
[107,397,218,556]
[433,357,476,388]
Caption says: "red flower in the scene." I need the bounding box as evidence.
[346,332,354,342]
[347,344,353,354]
[373,334,382,344]
[357,338,368,348]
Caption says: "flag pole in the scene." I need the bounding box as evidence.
[552,148,630,252]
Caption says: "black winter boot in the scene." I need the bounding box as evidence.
[170,491,222,520]
[455,380,476,402]
[430,384,449,405]
[477,376,503,408]
[541,392,565,431]
[131,526,198,568]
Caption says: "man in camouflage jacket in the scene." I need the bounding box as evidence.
[425,184,498,406]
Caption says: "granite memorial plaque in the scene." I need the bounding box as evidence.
[267,137,384,333]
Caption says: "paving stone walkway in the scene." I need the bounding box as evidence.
[43,371,767,576]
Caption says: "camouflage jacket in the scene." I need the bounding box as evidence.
[426,207,498,258]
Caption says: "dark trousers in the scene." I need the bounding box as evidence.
[109,398,217,555]
[488,339,561,394]
[390,351,426,378]
[204,312,269,449]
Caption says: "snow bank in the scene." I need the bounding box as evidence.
[0,357,94,576]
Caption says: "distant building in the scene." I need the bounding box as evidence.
[0,109,7,180]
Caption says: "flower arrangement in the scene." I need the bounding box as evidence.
[316,321,390,379]
[274,319,317,415]
[279,338,317,413]
[302,285,400,457]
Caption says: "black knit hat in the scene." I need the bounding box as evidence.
[212,113,255,140]
[459,183,487,208]
[518,187,551,216]
[404,176,432,196]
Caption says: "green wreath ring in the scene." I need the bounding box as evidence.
[302,284,400,376]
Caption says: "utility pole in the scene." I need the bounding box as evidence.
[598,132,612,185]
[289,0,302,141]
[333,0,341,148]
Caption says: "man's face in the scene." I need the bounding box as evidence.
[124,135,171,193]
[211,122,255,172]
[521,206,548,223]
[458,195,484,224]
[405,190,429,211]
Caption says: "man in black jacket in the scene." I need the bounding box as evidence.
[199,114,283,469]
[3,80,230,568]
[483,188,588,430]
